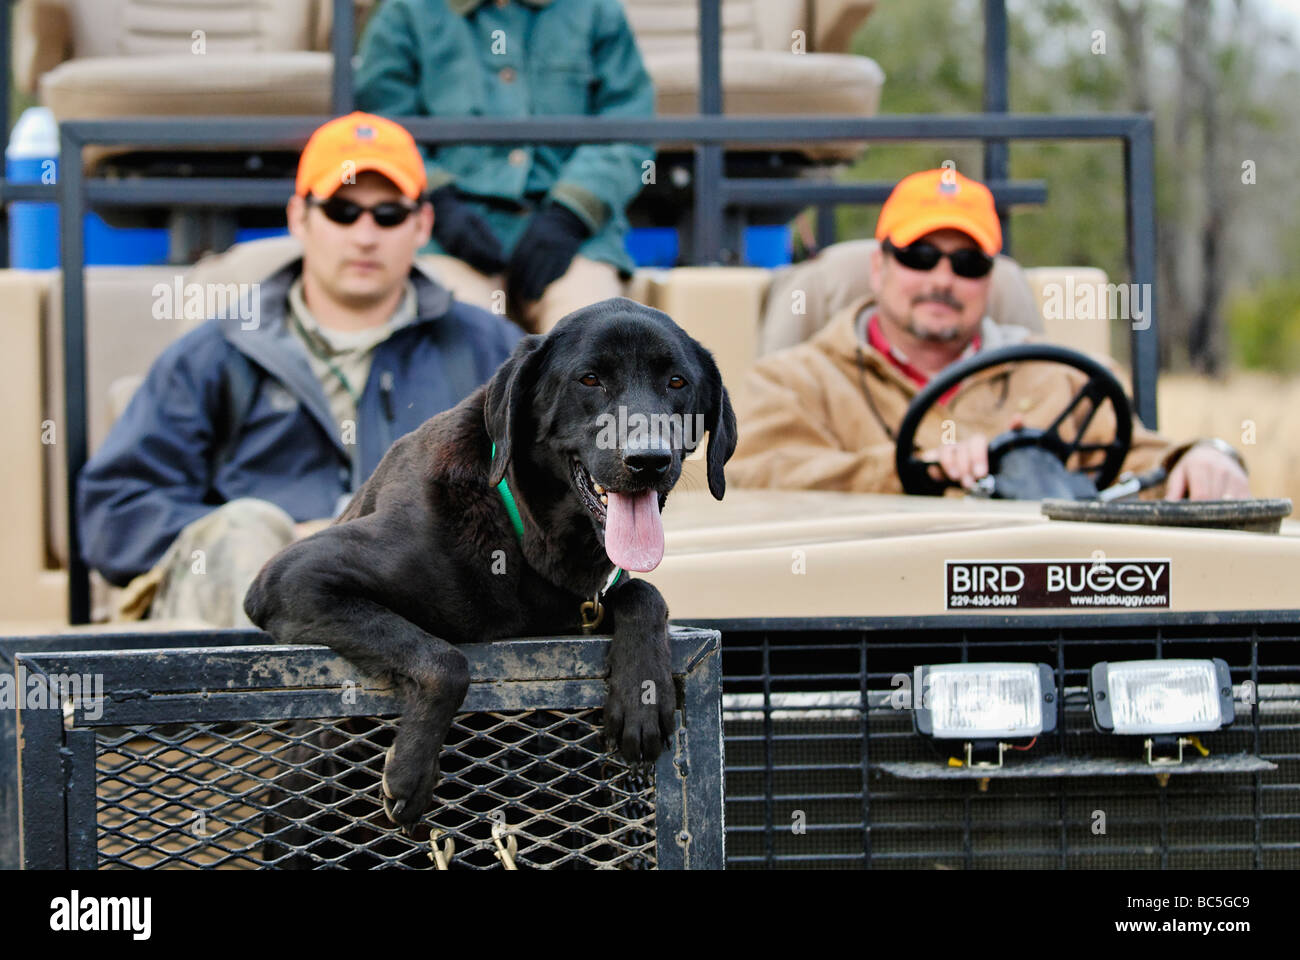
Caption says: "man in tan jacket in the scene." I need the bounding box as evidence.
[731,168,1249,500]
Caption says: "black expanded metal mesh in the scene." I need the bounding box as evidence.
[720,622,1300,869]
[94,709,656,870]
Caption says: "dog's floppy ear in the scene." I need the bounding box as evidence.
[693,341,738,500]
[484,334,549,486]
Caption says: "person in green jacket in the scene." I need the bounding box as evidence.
[355,0,655,333]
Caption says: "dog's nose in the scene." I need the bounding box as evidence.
[624,448,671,478]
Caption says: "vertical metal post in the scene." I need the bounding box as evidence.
[857,636,872,867]
[64,730,99,869]
[693,0,724,264]
[815,203,837,251]
[1250,629,1263,870]
[761,633,775,866]
[1124,117,1159,429]
[983,0,1010,253]
[679,639,725,869]
[332,0,356,114]
[16,679,70,867]
[1055,635,1068,868]
[59,126,91,624]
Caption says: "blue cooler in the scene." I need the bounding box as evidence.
[742,224,793,268]
[6,107,60,268]
[7,107,171,267]
[626,223,793,269]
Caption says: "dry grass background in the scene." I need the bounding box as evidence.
[1158,373,1300,503]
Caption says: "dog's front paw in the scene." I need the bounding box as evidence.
[380,727,445,833]
[604,661,676,765]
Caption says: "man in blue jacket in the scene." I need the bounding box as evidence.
[354,0,654,334]
[78,113,522,626]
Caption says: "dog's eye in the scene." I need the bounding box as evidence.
[579,373,601,387]
[668,375,687,389]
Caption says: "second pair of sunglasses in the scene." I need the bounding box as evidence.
[306,195,421,228]
[883,237,995,278]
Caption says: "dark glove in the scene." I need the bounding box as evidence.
[507,203,591,303]
[429,185,508,275]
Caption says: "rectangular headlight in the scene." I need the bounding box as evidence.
[914,663,1056,740]
[1090,659,1233,735]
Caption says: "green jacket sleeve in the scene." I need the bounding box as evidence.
[548,0,655,232]
[354,0,455,191]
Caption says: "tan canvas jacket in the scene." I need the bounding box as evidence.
[730,296,1193,496]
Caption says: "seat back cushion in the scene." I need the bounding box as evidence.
[636,266,772,495]
[45,266,191,568]
[0,271,62,616]
[623,0,769,57]
[1021,266,1112,359]
[66,0,318,57]
[750,0,809,52]
[181,235,304,335]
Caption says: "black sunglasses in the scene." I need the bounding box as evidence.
[882,237,994,279]
[305,195,421,228]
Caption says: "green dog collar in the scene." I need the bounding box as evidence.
[490,443,624,594]
[490,442,526,541]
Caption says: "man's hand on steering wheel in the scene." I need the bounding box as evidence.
[921,415,1024,490]
[1166,443,1250,500]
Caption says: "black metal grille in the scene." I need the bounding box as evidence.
[14,630,724,870]
[716,617,1300,869]
[94,710,655,870]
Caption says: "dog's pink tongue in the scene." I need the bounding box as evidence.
[603,490,664,572]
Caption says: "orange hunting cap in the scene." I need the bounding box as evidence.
[875,168,1002,256]
[296,112,426,201]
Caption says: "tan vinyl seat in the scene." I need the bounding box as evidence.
[43,266,194,576]
[13,0,373,172]
[623,0,885,164]
[0,265,195,625]
[0,270,67,624]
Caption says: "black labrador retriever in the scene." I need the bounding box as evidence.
[244,297,736,830]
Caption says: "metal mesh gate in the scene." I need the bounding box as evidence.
[15,629,723,869]
[93,712,657,869]
[712,613,1300,869]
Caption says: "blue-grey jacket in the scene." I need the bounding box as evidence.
[77,260,522,587]
[354,0,654,274]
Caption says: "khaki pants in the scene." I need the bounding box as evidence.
[424,254,624,334]
[114,498,298,627]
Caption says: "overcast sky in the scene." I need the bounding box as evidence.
[1264,0,1300,30]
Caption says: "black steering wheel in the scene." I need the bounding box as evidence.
[895,343,1133,499]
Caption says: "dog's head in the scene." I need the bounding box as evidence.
[484,297,737,573]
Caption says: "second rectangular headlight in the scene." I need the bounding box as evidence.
[1090,658,1233,735]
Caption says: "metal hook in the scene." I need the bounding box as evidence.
[491,821,519,870]
[428,829,455,870]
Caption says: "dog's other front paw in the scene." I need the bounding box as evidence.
[604,660,676,765]
[603,579,677,765]
[380,727,445,833]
